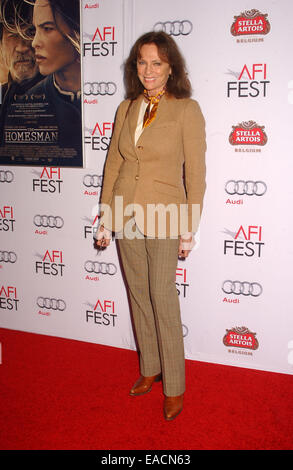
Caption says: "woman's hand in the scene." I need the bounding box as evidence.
[178,233,195,258]
[95,225,111,249]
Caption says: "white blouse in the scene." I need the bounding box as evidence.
[134,99,151,145]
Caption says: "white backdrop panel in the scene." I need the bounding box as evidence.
[1,0,293,375]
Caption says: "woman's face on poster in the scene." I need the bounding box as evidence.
[32,0,77,76]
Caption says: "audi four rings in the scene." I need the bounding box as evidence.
[83,174,103,187]
[84,261,117,275]
[37,297,66,311]
[222,280,263,297]
[0,170,14,182]
[83,82,117,96]
[34,215,64,229]
[225,180,267,196]
[153,20,193,36]
[182,324,189,338]
[0,251,17,263]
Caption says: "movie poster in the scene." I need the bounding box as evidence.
[0,0,83,167]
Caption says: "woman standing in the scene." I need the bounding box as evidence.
[96,31,206,421]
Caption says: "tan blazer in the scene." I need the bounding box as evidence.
[100,94,206,237]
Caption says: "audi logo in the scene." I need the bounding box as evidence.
[222,280,263,297]
[37,297,66,311]
[225,180,267,196]
[182,324,188,338]
[33,215,64,229]
[84,261,117,275]
[83,82,117,96]
[0,170,14,183]
[153,20,193,36]
[0,250,17,263]
[83,174,103,188]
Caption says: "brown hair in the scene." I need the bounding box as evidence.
[22,0,80,53]
[124,31,192,100]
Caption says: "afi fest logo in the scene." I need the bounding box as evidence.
[176,268,189,298]
[0,206,15,232]
[83,198,105,239]
[84,121,113,151]
[84,215,99,239]
[223,225,264,257]
[0,285,19,311]
[227,63,269,97]
[83,26,117,57]
[231,10,270,36]
[84,201,100,238]
[35,250,65,276]
[85,299,117,327]
[32,167,63,193]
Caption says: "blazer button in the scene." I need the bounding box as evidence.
[137,145,143,150]
[135,175,139,181]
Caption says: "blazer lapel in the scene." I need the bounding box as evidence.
[127,94,171,147]
[127,95,144,147]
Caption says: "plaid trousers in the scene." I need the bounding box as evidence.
[117,236,185,397]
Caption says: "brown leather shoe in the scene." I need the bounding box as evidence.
[163,394,184,421]
[129,373,162,396]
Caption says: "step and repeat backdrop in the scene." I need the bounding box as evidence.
[1,0,293,375]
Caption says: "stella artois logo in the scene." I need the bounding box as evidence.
[223,327,259,351]
[229,121,267,146]
[231,9,270,36]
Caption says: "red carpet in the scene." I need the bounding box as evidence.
[0,327,292,450]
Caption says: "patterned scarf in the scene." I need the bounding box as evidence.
[143,88,166,128]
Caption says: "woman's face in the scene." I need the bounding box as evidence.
[137,43,171,96]
[32,0,77,76]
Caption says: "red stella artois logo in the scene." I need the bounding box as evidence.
[231,9,270,36]
[229,121,267,146]
[223,327,259,350]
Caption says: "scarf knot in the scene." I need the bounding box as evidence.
[143,88,165,128]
